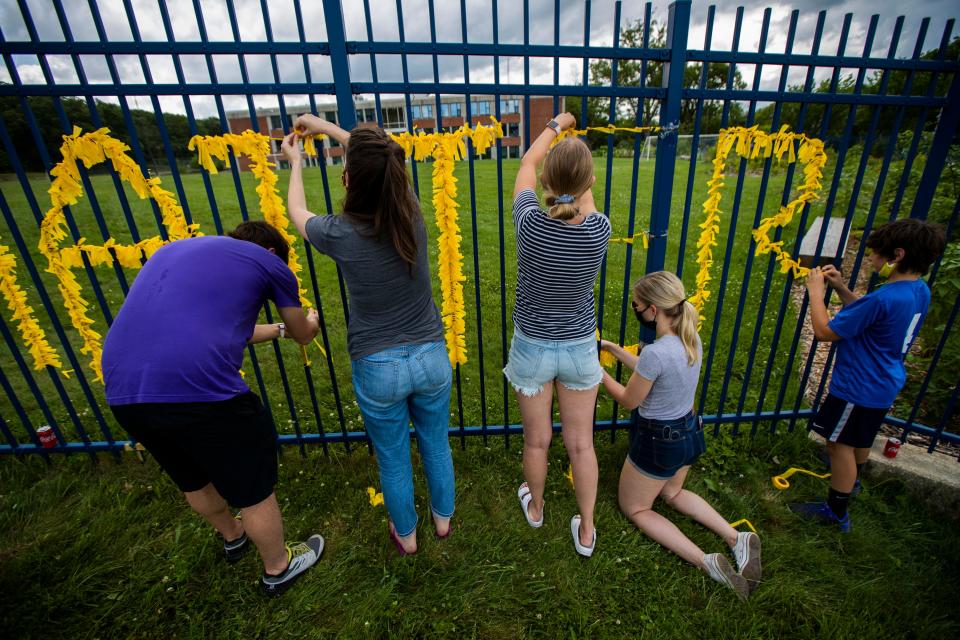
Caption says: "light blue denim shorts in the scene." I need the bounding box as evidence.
[503,328,603,396]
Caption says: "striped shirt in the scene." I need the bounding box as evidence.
[512,188,611,340]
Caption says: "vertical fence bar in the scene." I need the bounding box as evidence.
[698,5,743,429]
[644,0,689,281]
[322,0,357,131]
[492,0,511,447]
[609,2,653,442]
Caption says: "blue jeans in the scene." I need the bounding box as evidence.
[352,341,454,537]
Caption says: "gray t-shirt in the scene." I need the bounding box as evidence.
[305,213,443,360]
[634,334,702,420]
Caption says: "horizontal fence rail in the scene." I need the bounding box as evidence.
[0,0,958,462]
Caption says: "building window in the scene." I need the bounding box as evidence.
[440,102,463,117]
[471,101,491,116]
[411,104,434,119]
[356,107,378,123]
[499,99,519,114]
[269,114,292,131]
[382,106,405,129]
[506,122,520,138]
[324,111,337,123]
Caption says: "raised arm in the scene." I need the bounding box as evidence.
[280,132,317,240]
[806,268,842,342]
[294,114,350,147]
[514,112,576,198]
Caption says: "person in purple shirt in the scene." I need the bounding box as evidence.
[103,221,323,597]
[791,218,946,532]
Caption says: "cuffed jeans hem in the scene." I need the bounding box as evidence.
[394,514,419,538]
[626,454,678,480]
[431,505,455,519]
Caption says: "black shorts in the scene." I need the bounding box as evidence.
[627,411,707,480]
[809,393,888,449]
[110,392,278,508]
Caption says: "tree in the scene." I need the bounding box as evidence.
[573,17,747,147]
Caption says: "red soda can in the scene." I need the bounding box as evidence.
[36,425,58,449]
[883,437,901,459]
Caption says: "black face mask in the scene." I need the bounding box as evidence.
[634,303,657,331]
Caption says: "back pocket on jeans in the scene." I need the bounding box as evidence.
[651,436,690,473]
[356,359,401,404]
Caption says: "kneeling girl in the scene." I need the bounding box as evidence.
[599,271,759,600]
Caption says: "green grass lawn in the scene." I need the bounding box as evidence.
[1,429,958,639]
[1,154,857,445]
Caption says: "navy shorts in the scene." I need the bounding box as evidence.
[627,410,706,480]
[110,392,278,508]
[810,393,888,449]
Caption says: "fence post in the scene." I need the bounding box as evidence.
[910,70,960,220]
[644,0,690,278]
[322,0,357,130]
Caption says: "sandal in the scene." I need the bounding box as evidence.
[388,522,416,556]
[517,482,544,528]
[571,515,596,557]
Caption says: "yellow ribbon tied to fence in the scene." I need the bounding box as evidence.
[689,125,827,330]
[0,243,61,370]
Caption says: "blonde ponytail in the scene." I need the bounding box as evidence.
[632,271,701,366]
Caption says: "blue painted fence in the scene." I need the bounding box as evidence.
[0,0,957,460]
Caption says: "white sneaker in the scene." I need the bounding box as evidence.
[260,534,325,597]
[703,552,749,601]
[731,531,761,591]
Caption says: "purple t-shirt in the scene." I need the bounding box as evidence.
[102,236,300,405]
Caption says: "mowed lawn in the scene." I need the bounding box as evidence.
[1,429,958,639]
[0,154,844,443]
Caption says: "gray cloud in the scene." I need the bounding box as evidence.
[2,0,957,120]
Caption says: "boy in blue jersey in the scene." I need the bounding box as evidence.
[791,219,946,532]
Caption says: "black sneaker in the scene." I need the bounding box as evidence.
[224,532,250,563]
[260,534,325,598]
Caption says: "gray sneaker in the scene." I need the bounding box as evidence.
[260,534,325,597]
[703,553,750,601]
[731,531,762,591]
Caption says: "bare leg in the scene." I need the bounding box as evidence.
[660,467,738,547]
[518,384,554,522]
[240,493,288,576]
[557,383,599,547]
[827,441,858,493]
[618,460,707,569]
[184,483,244,540]
[854,447,871,465]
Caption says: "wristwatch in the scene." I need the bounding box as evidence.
[277,323,286,339]
[546,119,562,135]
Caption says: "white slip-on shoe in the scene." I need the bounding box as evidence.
[703,552,750,601]
[517,482,543,528]
[570,515,596,557]
[731,531,761,591]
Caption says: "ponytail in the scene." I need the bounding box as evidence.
[542,138,593,221]
[342,128,421,274]
[674,300,699,367]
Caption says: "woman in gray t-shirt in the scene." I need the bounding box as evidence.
[281,117,452,557]
[599,271,761,601]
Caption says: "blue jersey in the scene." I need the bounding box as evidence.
[827,279,930,409]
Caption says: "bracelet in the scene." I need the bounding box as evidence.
[277,323,285,339]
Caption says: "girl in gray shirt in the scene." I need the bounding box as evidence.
[600,271,761,601]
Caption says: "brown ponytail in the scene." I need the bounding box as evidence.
[342,128,421,274]
[541,137,594,220]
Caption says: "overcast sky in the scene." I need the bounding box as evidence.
[1,0,957,119]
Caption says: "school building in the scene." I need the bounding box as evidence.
[225,95,559,170]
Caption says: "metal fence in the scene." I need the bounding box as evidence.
[0,0,958,460]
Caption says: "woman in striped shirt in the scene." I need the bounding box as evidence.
[506,113,611,557]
